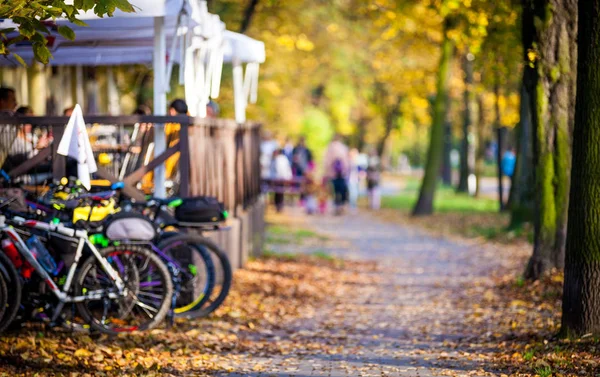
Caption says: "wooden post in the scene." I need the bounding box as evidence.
[52,125,66,180]
[179,118,190,197]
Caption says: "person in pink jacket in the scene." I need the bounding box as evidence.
[323,134,350,215]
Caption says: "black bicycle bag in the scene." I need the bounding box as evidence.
[174,196,226,223]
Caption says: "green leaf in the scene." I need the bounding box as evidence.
[32,42,52,64]
[30,33,46,43]
[57,25,76,40]
[63,4,75,17]
[71,19,88,27]
[33,21,50,35]
[82,0,95,11]
[18,24,36,39]
[44,7,64,17]
[12,53,27,67]
[5,35,25,46]
[113,0,135,13]
[0,44,6,55]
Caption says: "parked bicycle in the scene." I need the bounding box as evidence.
[0,199,173,335]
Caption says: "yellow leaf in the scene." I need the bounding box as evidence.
[74,348,93,358]
[510,300,529,307]
[93,354,105,362]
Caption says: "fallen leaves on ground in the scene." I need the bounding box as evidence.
[1,209,598,377]
[0,255,378,376]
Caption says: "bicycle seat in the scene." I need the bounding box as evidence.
[80,191,116,202]
[147,197,183,208]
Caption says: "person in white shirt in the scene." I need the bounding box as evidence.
[270,149,292,212]
[260,130,279,179]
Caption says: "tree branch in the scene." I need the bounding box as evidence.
[239,0,260,34]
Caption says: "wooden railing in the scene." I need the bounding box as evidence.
[0,115,262,214]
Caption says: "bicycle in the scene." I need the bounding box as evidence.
[19,178,230,319]
[0,210,173,335]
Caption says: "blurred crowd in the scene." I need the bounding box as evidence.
[261,132,382,215]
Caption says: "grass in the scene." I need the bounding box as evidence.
[534,365,552,377]
[266,225,329,245]
[379,176,533,245]
[312,250,335,261]
[523,349,535,361]
[382,184,499,214]
[261,249,339,265]
[262,249,298,261]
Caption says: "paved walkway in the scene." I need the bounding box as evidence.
[220,209,514,377]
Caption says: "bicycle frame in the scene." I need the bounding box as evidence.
[0,215,126,320]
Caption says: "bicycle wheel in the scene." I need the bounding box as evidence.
[159,236,216,317]
[0,251,21,333]
[157,234,231,318]
[74,244,173,335]
[0,267,7,328]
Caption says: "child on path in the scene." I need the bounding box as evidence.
[366,151,382,210]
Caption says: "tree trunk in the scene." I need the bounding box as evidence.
[377,98,401,157]
[474,95,485,197]
[494,80,505,211]
[413,18,454,216]
[239,0,260,34]
[355,116,369,152]
[457,53,474,193]
[524,0,577,280]
[510,68,536,227]
[441,120,452,185]
[496,126,507,210]
[561,0,600,337]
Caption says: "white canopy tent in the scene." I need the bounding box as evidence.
[2,0,199,197]
[1,27,266,122]
[1,0,266,195]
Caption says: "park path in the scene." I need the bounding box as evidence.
[220,208,518,377]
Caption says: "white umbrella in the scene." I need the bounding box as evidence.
[56,104,97,190]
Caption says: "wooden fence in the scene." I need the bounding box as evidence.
[0,115,264,267]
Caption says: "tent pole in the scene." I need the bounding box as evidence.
[232,58,245,124]
[75,65,85,109]
[107,67,120,115]
[153,16,167,198]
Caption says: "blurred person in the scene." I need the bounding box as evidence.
[323,134,350,215]
[0,87,18,168]
[260,130,279,178]
[5,106,52,183]
[348,148,360,209]
[0,87,17,114]
[63,106,74,116]
[501,146,516,178]
[270,148,292,212]
[501,146,517,191]
[169,99,188,116]
[303,169,318,215]
[292,136,313,206]
[11,106,49,157]
[366,149,382,210]
[207,100,220,118]
[283,137,294,164]
[134,104,151,115]
[292,137,313,178]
